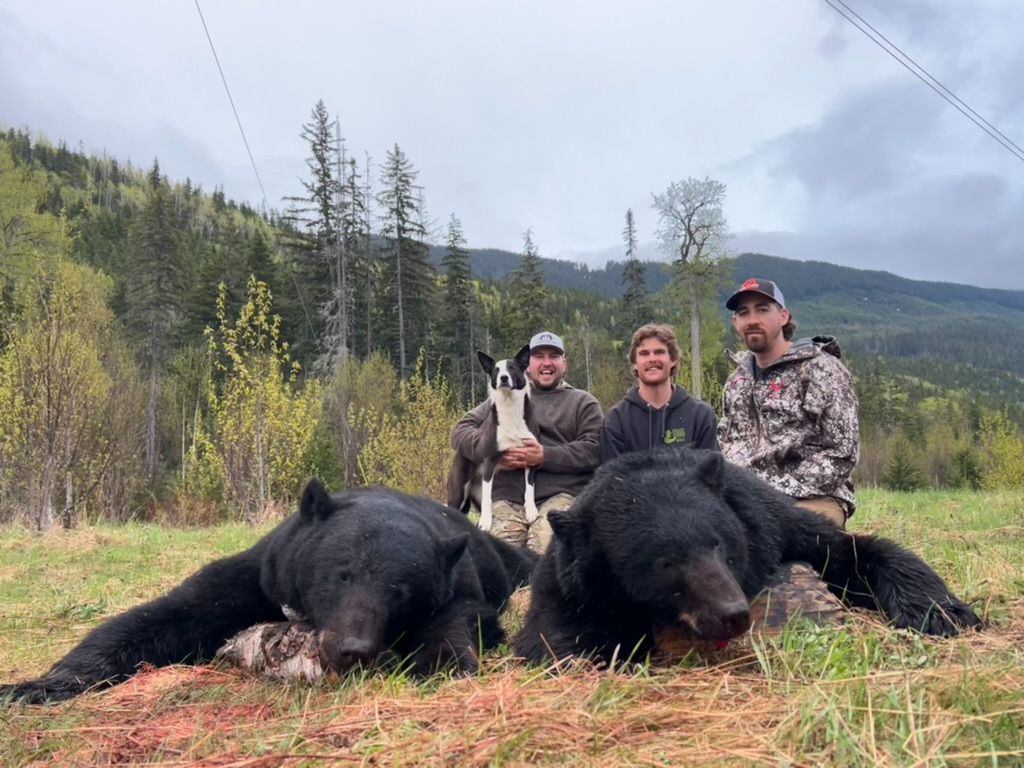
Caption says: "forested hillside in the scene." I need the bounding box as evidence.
[2,119,1022,530]
[433,247,1024,404]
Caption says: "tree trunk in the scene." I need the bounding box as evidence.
[146,370,159,480]
[689,279,702,400]
[256,402,267,522]
[63,469,74,529]
[62,426,74,529]
[38,457,56,532]
[396,239,407,378]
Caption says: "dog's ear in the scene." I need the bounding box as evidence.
[477,351,495,373]
[515,344,532,370]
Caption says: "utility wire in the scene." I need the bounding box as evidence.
[829,0,1024,158]
[824,0,1024,163]
[194,0,271,207]
[193,0,319,347]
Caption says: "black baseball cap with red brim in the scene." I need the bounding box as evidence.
[725,278,786,310]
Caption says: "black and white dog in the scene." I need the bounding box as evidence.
[448,345,539,531]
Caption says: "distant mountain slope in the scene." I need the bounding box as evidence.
[433,247,1024,403]
[731,255,1024,398]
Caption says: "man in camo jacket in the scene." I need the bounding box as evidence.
[718,278,859,528]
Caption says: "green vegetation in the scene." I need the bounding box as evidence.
[3,123,1024,531]
[1,489,1020,765]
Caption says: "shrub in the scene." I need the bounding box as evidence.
[357,351,460,500]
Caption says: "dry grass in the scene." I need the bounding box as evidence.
[2,489,1023,766]
[4,602,1023,767]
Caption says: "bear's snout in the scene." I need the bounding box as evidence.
[335,636,376,670]
[319,626,386,672]
[715,600,751,638]
[317,591,388,672]
[677,555,751,640]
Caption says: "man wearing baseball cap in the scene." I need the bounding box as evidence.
[450,330,603,552]
[718,278,860,527]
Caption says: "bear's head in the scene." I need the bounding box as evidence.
[549,450,752,642]
[267,480,471,673]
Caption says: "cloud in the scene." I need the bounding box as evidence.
[763,81,940,203]
[733,60,1024,290]
[734,171,1024,289]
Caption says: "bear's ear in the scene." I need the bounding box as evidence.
[299,478,334,522]
[477,351,495,374]
[439,533,470,573]
[514,344,532,370]
[696,451,724,491]
[549,508,587,550]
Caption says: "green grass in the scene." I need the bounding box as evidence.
[1,489,1022,766]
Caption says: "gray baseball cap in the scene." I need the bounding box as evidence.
[529,331,565,353]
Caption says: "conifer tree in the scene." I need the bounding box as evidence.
[440,213,475,402]
[282,100,343,370]
[339,156,369,361]
[247,228,276,285]
[125,159,186,480]
[619,208,651,338]
[505,228,547,345]
[376,143,432,378]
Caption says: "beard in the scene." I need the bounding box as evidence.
[742,328,778,353]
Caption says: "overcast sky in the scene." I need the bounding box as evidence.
[2,1,1021,288]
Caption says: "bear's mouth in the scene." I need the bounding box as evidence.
[675,603,751,642]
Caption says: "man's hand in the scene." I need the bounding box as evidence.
[518,438,545,468]
[498,438,545,470]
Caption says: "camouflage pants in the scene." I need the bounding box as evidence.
[491,492,576,554]
[794,496,848,529]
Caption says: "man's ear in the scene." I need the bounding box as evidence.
[477,351,495,374]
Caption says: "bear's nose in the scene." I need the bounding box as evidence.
[334,637,376,671]
[719,601,751,637]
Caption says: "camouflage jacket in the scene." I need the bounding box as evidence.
[717,336,859,513]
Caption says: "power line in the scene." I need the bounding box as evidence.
[193,0,318,349]
[824,0,1024,163]
[194,0,272,207]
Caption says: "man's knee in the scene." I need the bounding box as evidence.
[794,496,847,529]
[490,500,528,547]
[525,494,576,554]
[538,493,576,516]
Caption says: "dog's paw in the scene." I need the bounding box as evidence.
[477,512,493,532]
[524,504,539,524]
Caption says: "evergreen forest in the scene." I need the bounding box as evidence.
[2,108,1023,530]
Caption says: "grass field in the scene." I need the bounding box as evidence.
[1,489,1022,767]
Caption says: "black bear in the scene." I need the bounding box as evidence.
[2,481,537,704]
[514,449,981,664]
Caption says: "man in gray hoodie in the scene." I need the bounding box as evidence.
[451,331,603,553]
[601,324,719,462]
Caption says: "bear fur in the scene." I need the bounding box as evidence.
[514,449,981,664]
[2,481,537,704]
